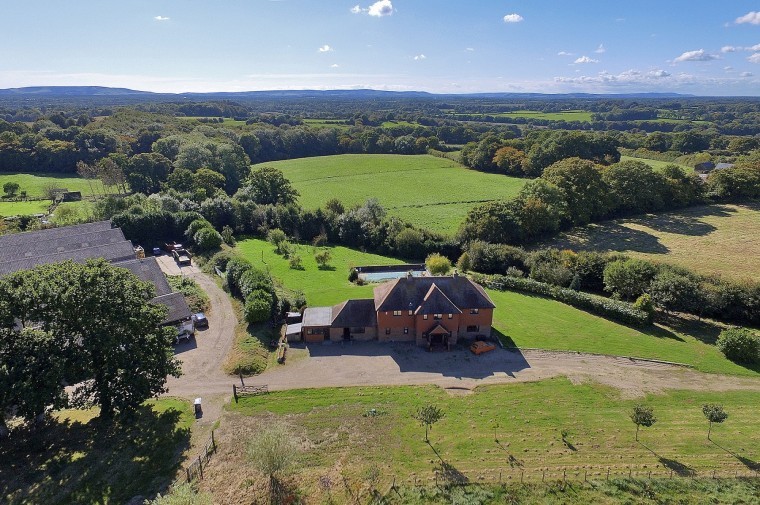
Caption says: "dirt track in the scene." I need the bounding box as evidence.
[156,260,759,422]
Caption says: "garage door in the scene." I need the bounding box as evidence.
[304,332,325,343]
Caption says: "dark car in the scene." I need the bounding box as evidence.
[152,247,162,256]
[192,313,208,328]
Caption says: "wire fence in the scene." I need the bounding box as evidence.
[172,430,217,488]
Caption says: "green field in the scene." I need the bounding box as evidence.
[235,238,756,376]
[253,154,527,235]
[221,380,760,497]
[302,118,352,130]
[0,200,50,217]
[0,173,102,199]
[541,202,760,283]
[451,110,594,122]
[620,155,692,172]
[2,399,193,505]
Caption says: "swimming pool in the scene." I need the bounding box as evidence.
[359,269,427,282]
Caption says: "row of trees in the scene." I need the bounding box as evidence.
[0,260,181,435]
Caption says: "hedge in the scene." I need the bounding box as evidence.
[471,273,651,327]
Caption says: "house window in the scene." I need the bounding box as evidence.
[423,314,428,320]
[306,329,313,335]
[470,308,479,315]
[385,328,391,335]
[467,325,479,333]
[434,313,443,320]
[448,314,453,319]
[393,310,402,316]
[408,310,413,316]
[403,327,409,334]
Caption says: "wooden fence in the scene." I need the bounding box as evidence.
[172,430,217,488]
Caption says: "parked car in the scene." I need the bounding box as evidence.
[172,248,192,266]
[152,247,162,256]
[470,340,496,355]
[192,312,208,328]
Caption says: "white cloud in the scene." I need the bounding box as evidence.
[746,43,760,52]
[749,53,760,64]
[574,56,598,64]
[595,44,606,54]
[465,47,475,52]
[741,71,754,77]
[154,16,170,21]
[413,54,426,61]
[318,45,333,53]
[503,13,524,23]
[557,51,573,56]
[673,49,718,62]
[736,11,760,25]
[368,0,393,17]
[350,5,363,14]
[330,64,340,68]
[721,46,737,53]
[649,69,671,78]
[724,66,733,71]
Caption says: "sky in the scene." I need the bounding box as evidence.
[2,1,760,95]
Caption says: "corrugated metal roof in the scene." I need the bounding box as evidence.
[302,306,333,327]
[114,257,172,296]
[0,240,137,276]
[0,227,126,260]
[0,221,112,248]
[152,292,192,325]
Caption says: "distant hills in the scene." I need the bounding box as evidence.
[0,86,692,99]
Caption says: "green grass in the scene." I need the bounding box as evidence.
[235,238,757,376]
[620,155,692,172]
[302,118,352,130]
[227,379,760,489]
[540,202,760,283]
[0,200,50,217]
[1,399,193,505]
[253,154,527,235]
[0,172,104,199]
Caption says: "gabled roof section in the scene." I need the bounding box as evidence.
[414,283,462,315]
[152,292,191,325]
[331,299,377,328]
[428,324,451,335]
[374,275,496,313]
[114,257,172,297]
[0,221,112,249]
[302,306,333,327]
[0,227,126,261]
[0,240,137,276]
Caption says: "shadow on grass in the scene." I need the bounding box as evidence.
[435,461,469,486]
[711,440,760,472]
[0,404,191,505]
[638,442,695,477]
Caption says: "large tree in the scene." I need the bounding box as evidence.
[541,157,611,226]
[602,160,668,215]
[0,259,181,420]
[125,152,173,194]
[241,166,299,205]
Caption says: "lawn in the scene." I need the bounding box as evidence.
[0,172,104,199]
[253,154,527,235]
[620,155,692,172]
[0,200,50,217]
[540,202,760,283]
[217,379,760,498]
[1,399,193,505]
[235,238,757,376]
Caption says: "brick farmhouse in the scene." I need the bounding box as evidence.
[298,272,495,349]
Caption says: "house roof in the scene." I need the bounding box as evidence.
[331,299,377,328]
[715,163,734,170]
[375,275,495,313]
[302,306,333,327]
[113,257,172,296]
[152,292,192,325]
[0,240,137,276]
[285,323,302,336]
[0,221,112,249]
[414,283,462,315]
[0,227,126,261]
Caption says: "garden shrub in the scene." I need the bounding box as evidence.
[716,328,759,364]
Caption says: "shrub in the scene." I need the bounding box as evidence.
[185,218,214,241]
[466,241,527,275]
[267,228,288,253]
[221,225,236,246]
[312,232,328,247]
[239,268,273,300]
[193,227,223,252]
[395,228,425,259]
[426,253,452,275]
[456,252,472,273]
[288,254,303,270]
[314,248,332,269]
[348,267,359,283]
[226,258,254,297]
[603,258,658,300]
[244,289,274,324]
[716,328,759,364]
[473,273,650,326]
[633,294,655,324]
[204,250,237,274]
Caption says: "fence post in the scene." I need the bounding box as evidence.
[584,470,587,482]
[392,476,396,489]
[712,470,716,479]
[607,468,610,481]
[521,470,524,484]
[198,456,203,480]
[499,469,502,483]
[233,384,238,403]
[211,430,216,452]
[670,470,673,479]
[563,470,566,482]
[628,469,632,479]
[240,373,245,387]
[542,471,545,482]
[186,467,191,483]
[648,471,651,480]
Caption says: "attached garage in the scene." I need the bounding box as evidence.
[301,307,333,344]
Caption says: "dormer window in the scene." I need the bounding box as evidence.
[434,314,442,320]
[393,310,401,316]
[408,310,413,316]
[470,308,479,314]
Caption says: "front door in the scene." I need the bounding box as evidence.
[343,327,351,341]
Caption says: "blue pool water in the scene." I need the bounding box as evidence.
[359,270,427,282]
